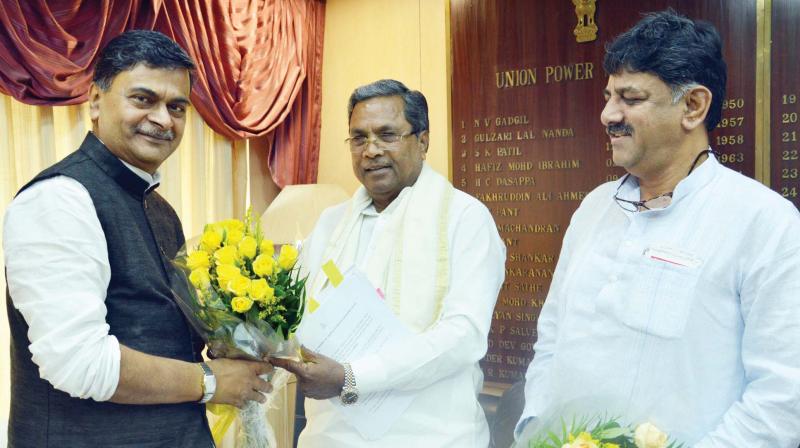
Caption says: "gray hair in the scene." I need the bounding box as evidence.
[671,82,700,104]
[347,79,429,134]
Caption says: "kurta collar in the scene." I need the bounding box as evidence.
[613,148,719,212]
[671,149,718,201]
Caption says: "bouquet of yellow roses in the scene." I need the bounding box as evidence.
[169,209,306,448]
[520,416,683,448]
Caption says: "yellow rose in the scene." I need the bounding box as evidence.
[248,278,274,302]
[216,264,242,289]
[252,254,275,277]
[277,244,298,270]
[231,296,253,313]
[218,219,245,245]
[238,236,258,260]
[562,433,600,448]
[186,250,210,270]
[225,229,244,246]
[221,219,245,233]
[189,268,211,288]
[227,275,251,297]
[214,245,238,266]
[200,229,223,251]
[259,239,275,258]
[633,423,667,448]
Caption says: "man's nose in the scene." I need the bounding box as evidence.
[148,103,173,128]
[600,99,622,127]
[361,141,385,158]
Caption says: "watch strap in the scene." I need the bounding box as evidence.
[198,362,216,404]
[340,362,359,405]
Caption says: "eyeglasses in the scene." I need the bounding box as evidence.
[345,132,415,153]
[613,174,673,212]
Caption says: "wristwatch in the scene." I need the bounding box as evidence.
[340,362,359,406]
[198,362,216,403]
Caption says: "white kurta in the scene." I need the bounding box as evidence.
[3,161,160,401]
[517,154,800,447]
[297,183,506,447]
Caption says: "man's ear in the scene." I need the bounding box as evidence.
[88,84,102,122]
[681,85,712,131]
[417,130,430,159]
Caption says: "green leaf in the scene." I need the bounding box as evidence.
[547,431,563,446]
[246,307,260,321]
[596,427,628,439]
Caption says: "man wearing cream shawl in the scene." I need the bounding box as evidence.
[272,79,506,447]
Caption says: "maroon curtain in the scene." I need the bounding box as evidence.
[0,0,161,104]
[269,0,324,186]
[0,0,323,185]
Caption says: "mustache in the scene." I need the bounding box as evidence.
[606,122,633,136]
[136,125,174,141]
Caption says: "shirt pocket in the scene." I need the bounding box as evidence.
[601,255,701,339]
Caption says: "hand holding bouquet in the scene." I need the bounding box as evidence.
[170,209,306,448]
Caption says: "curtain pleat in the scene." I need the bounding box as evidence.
[269,0,324,186]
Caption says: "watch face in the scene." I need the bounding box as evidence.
[341,390,358,405]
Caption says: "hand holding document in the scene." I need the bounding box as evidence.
[295,267,415,440]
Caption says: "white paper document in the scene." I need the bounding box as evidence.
[295,269,415,440]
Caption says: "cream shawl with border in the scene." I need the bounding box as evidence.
[307,163,454,333]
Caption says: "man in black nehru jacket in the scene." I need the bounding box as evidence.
[4,30,272,447]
